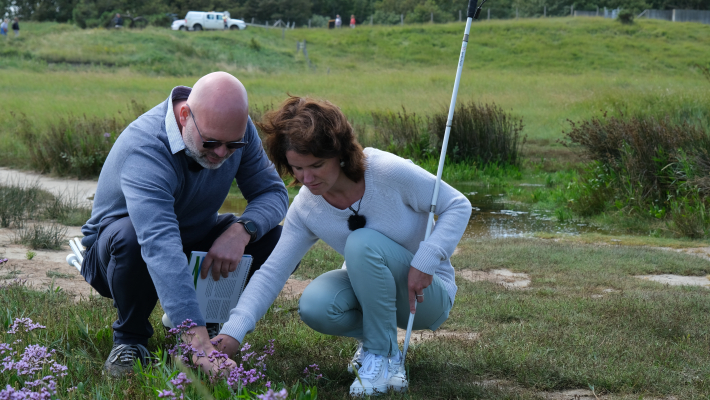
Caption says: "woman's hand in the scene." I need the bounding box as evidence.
[408,267,433,313]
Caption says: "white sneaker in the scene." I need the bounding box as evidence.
[347,341,365,374]
[349,351,408,396]
[386,351,408,393]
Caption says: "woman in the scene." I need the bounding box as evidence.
[222,96,471,396]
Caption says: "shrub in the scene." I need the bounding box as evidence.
[371,107,432,160]
[618,11,634,24]
[565,112,710,237]
[565,113,708,206]
[249,38,262,52]
[429,101,525,165]
[309,14,331,28]
[14,100,147,179]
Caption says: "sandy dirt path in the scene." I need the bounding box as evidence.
[0,167,98,206]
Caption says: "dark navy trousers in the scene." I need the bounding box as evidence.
[81,214,282,346]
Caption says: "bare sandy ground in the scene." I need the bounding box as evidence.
[457,268,531,288]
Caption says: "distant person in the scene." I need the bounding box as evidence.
[112,13,123,28]
[11,18,18,37]
[223,11,229,29]
[335,14,342,28]
[0,19,7,37]
[350,15,356,28]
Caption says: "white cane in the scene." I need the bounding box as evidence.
[402,0,486,361]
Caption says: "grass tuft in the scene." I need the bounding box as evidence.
[14,223,68,250]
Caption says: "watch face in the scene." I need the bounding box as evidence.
[243,220,257,235]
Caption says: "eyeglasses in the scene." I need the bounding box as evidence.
[187,106,248,150]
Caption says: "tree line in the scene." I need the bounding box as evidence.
[4,0,708,28]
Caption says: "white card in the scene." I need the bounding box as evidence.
[189,251,253,324]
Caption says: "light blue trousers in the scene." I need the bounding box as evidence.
[298,228,452,356]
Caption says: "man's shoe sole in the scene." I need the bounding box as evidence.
[103,360,134,378]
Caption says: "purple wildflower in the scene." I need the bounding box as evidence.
[103,132,111,138]
[7,318,46,334]
[257,388,288,400]
[158,389,177,398]
[169,372,191,391]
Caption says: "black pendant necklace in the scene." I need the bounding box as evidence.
[348,198,366,231]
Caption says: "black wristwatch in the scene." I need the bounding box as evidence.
[237,219,257,242]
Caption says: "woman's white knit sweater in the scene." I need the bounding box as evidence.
[221,148,472,343]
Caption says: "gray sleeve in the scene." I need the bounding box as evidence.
[235,118,289,241]
[120,147,205,328]
[383,155,472,275]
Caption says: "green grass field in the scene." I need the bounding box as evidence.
[0,18,709,154]
[4,238,710,398]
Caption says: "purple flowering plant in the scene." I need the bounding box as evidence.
[0,317,69,400]
[148,319,322,399]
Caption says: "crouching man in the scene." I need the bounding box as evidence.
[80,71,288,377]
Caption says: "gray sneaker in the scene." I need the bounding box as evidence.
[103,343,151,378]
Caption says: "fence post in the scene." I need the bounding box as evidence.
[516,8,519,19]
[459,10,462,21]
[308,19,311,28]
[370,15,373,25]
[544,6,547,17]
[596,6,599,16]
[265,20,268,27]
[251,17,254,24]
[571,4,574,16]
[488,8,490,19]
[401,14,404,25]
[282,27,285,39]
[431,12,433,22]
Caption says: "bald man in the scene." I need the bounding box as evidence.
[80,72,288,377]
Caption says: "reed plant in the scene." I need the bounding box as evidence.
[429,101,525,166]
[13,100,146,179]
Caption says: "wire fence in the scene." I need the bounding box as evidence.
[238,6,710,30]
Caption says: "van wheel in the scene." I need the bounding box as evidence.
[193,24,202,31]
[229,25,238,30]
[179,26,186,31]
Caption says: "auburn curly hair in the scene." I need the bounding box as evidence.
[258,96,367,183]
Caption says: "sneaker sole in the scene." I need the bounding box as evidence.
[349,384,388,397]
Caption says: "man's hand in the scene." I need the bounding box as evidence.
[186,326,238,376]
[201,222,251,281]
[408,266,433,314]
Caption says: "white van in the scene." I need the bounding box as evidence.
[184,11,246,31]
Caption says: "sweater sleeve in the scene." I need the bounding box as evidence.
[120,146,205,328]
[235,118,289,241]
[220,194,318,343]
[378,152,471,275]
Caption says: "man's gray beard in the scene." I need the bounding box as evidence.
[184,148,229,170]
[183,130,230,170]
